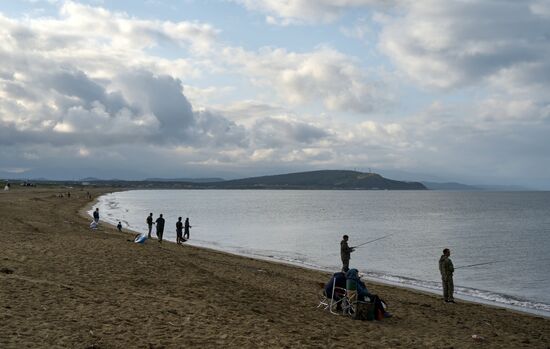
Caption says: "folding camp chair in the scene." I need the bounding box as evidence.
[342,278,373,319]
[317,277,347,315]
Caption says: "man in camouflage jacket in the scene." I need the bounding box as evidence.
[439,248,455,303]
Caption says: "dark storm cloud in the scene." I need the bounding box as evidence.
[251,117,329,148]
[46,69,130,115]
[194,110,249,147]
[0,63,251,149]
[115,71,195,140]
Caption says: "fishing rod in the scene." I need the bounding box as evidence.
[454,260,503,269]
[352,234,393,249]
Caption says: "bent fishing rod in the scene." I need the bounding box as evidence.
[352,234,393,249]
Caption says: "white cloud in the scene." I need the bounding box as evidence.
[377,0,550,91]
[233,0,391,25]
[223,46,391,113]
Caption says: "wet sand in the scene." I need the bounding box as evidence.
[1,187,549,348]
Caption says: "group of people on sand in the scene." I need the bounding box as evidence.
[90,208,192,245]
[342,234,455,303]
[323,234,456,320]
[323,234,392,319]
[145,213,191,245]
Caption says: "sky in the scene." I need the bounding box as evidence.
[0,0,549,188]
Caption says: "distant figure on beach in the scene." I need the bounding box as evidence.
[67,192,71,198]
[183,218,192,240]
[439,248,455,303]
[340,235,355,272]
[3,183,9,191]
[146,213,153,239]
[176,217,184,244]
[93,208,100,224]
[155,214,165,243]
[86,191,91,199]
[117,221,122,232]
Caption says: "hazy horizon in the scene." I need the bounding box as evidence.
[0,167,541,190]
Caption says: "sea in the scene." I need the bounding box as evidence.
[91,189,550,317]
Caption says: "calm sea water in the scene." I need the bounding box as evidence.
[92,190,550,316]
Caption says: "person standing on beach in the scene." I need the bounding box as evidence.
[146,213,154,239]
[155,214,165,243]
[183,217,192,240]
[340,235,355,272]
[117,221,122,232]
[93,208,100,224]
[176,217,184,245]
[439,248,455,303]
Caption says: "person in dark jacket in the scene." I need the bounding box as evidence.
[176,217,184,245]
[439,248,455,303]
[155,214,165,243]
[345,268,372,300]
[340,235,354,272]
[117,221,122,232]
[93,208,100,224]
[146,213,153,239]
[346,268,392,318]
[324,271,347,299]
[183,217,192,240]
[323,271,347,311]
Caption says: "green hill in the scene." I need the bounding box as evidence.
[206,170,426,190]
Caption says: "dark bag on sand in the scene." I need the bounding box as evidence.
[375,307,384,321]
[353,302,375,321]
[371,295,387,321]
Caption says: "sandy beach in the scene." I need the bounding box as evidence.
[1,186,549,348]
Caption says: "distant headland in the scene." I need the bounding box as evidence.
[25,170,426,190]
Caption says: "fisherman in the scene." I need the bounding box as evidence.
[340,235,355,272]
[176,217,184,245]
[439,248,455,303]
[93,208,100,224]
[146,213,154,239]
[155,214,165,243]
[183,217,192,240]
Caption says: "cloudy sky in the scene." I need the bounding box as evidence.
[1,0,549,187]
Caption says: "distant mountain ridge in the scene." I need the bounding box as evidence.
[70,170,427,190]
[145,177,224,183]
[6,172,532,190]
[202,170,426,190]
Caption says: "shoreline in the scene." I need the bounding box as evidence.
[2,186,548,348]
[91,189,550,319]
